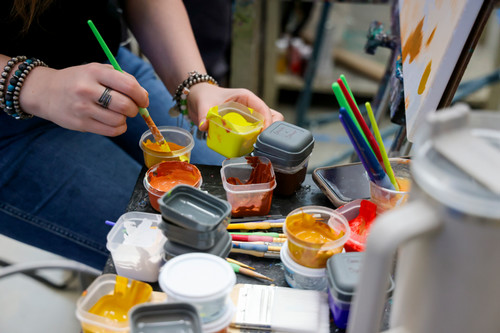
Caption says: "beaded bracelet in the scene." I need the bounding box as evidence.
[3,57,47,120]
[0,56,27,111]
[171,71,218,117]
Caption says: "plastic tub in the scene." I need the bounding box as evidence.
[220,156,276,217]
[158,253,236,323]
[162,231,232,260]
[326,252,394,329]
[270,155,310,196]
[158,217,227,250]
[76,274,153,333]
[280,240,327,291]
[139,126,194,168]
[143,162,202,212]
[206,101,264,158]
[284,206,350,268]
[106,212,166,282]
[129,302,202,333]
[158,185,232,231]
[202,302,235,333]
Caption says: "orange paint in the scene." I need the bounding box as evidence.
[143,139,184,153]
[396,176,411,192]
[405,96,410,110]
[418,60,432,95]
[286,211,344,244]
[402,18,424,64]
[426,27,436,46]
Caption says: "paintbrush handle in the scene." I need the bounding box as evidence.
[228,222,284,230]
[230,248,280,258]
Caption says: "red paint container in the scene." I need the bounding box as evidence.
[143,161,202,211]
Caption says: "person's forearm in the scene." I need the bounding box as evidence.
[122,0,207,94]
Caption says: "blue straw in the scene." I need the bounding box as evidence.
[339,108,395,190]
[105,220,116,226]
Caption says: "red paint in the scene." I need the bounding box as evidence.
[345,200,377,252]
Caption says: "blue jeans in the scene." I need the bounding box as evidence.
[0,47,225,269]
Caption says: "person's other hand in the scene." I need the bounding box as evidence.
[20,63,149,136]
[187,83,284,131]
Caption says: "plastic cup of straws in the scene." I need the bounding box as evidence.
[369,158,412,214]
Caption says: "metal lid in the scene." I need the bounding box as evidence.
[253,121,314,166]
[411,106,500,219]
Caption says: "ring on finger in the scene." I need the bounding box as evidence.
[98,87,112,109]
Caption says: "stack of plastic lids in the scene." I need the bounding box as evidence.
[129,302,203,333]
[158,184,232,260]
[253,121,314,195]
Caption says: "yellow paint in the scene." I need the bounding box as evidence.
[142,139,190,167]
[222,112,254,127]
[418,60,432,95]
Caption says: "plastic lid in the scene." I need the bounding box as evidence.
[254,121,314,166]
[326,253,394,302]
[412,110,500,219]
[280,241,326,277]
[162,230,232,259]
[201,302,235,333]
[129,302,202,333]
[159,253,236,302]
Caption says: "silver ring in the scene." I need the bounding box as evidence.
[98,87,112,109]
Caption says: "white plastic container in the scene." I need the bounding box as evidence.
[106,212,166,282]
[202,302,235,333]
[280,240,327,291]
[158,253,236,323]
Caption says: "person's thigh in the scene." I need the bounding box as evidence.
[114,47,226,166]
[0,124,141,269]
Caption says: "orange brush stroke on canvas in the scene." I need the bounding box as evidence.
[418,61,432,95]
[426,27,436,46]
[402,18,424,64]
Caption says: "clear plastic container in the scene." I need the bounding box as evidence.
[76,274,153,333]
[139,126,194,168]
[271,154,310,196]
[158,253,236,323]
[220,156,276,217]
[106,212,166,282]
[201,302,235,333]
[284,206,350,268]
[143,162,202,212]
[206,101,264,158]
[280,240,327,291]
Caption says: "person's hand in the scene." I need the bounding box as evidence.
[20,63,149,136]
[187,83,284,131]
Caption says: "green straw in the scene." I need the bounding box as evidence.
[365,102,399,190]
[340,74,357,105]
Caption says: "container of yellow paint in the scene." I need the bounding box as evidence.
[206,101,264,158]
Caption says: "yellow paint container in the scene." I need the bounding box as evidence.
[206,101,264,158]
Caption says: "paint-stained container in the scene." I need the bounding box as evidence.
[129,302,203,333]
[206,101,264,158]
[253,121,314,195]
[139,126,194,168]
[220,156,276,217]
[158,253,236,324]
[326,252,394,329]
[280,240,327,291]
[143,162,202,212]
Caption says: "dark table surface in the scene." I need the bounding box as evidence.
[102,164,352,332]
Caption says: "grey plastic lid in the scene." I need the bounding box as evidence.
[412,109,500,219]
[158,218,227,250]
[129,302,202,333]
[158,185,231,232]
[253,121,314,167]
[326,252,394,302]
[163,231,232,259]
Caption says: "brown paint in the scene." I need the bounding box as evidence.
[418,60,432,95]
[402,18,424,64]
[426,27,436,46]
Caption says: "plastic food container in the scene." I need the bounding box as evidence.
[143,162,202,212]
[106,212,166,282]
[253,121,314,195]
[284,206,350,268]
[76,274,153,333]
[206,101,264,158]
[129,302,202,333]
[202,302,235,333]
[220,156,276,217]
[280,240,327,291]
[158,253,236,323]
[139,126,195,168]
[162,231,232,260]
[158,185,231,231]
[326,252,394,329]
[158,217,227,250]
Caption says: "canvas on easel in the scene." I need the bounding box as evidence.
[399,0,485,142]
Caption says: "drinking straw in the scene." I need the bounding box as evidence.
[87,20,170,151]
[332,82,368,142]
[339,108,395,190]
[337,78,384,168]
[340,74,356,104]
[365,102,399,190]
